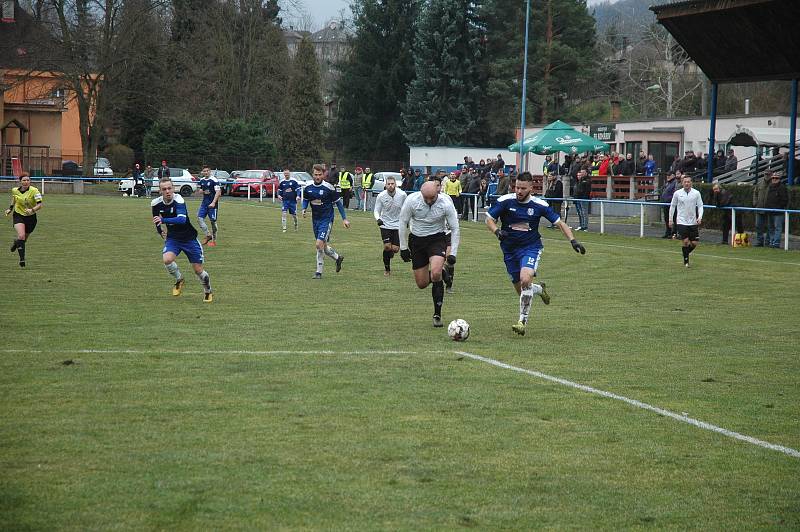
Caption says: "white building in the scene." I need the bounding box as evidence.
[519,114,794,175]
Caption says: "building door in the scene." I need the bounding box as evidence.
[648,142,679,175]
[624,141,641,157]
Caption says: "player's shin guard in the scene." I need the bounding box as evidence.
[196,270,212,293]
[281,212,287,230]
[432,280,444,317]
[519,287,534,324]
[383,249,392,271]
[211,221,218,239]
[165,261,181,281]
[316,249,324,274]
[197,217,210,235]
[323,246,339,261]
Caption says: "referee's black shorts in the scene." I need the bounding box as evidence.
[380,227,400,246]
[409,232,447,269]
[676,224,699,241]
[12,212,37,234]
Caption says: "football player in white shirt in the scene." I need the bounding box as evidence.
[668,176,704,267]
[398,181,460,328]
[374,176,407,276]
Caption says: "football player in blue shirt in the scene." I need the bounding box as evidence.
[302,163,350,279]
[485,171,585,335]
[152,177,214,302]
[277,168,300,232]
[197,165,221,246]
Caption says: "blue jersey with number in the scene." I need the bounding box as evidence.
[278,178,300,202]
[151,194,198,241]
[199,176,220,205]
[302,181,341,222]
[486,193,560,253]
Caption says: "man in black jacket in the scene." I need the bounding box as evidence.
[765,172,789,248]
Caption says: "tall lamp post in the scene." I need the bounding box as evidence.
[519,0,531,172]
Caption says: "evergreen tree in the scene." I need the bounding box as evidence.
[279,37,324,169]
[402,0,484,146]
[334,0,420,162]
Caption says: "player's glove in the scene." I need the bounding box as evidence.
[570,239,586,254]
[376,218,384,226]
[494,228,508,241]
[400,249,412,262]
[446,255,456,265]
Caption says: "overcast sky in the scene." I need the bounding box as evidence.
[296,0,614,31]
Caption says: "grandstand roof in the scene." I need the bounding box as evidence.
[650,0,800,83]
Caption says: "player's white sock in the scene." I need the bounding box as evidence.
[323,246,339,261]
[530,284,543,296]
[165,261,181,281]
[519,286,534,324]
[281,212,287,230]
[316,249,324,273]
[196,270,211,293]
[197,217,210,235]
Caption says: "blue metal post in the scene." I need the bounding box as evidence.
[789,79,797,186]
[519,0,531,172]
[707,82,718,183]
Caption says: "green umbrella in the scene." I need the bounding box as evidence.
[509,120,611,155]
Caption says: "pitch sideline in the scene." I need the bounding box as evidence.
[456,350,800,459]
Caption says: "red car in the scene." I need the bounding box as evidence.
[229,170,278,197]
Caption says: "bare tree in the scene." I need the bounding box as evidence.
[624,24,701,118]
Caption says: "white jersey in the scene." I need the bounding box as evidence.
[669,187,704,226]
[373,189,407,230]
[399,192,460,255]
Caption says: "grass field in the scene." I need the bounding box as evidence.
[1,194,799,530]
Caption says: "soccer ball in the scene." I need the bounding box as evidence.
[448,319,470,341]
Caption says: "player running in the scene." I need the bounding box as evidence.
[197,166,221,246]
[277,168,300,232]
[302,163,350,279]
[152,177,214,302]
[398,181,460,328]
[485,171,586,336]
[4,172,42,267]
[373,175,407,276]
[668,175,704,268]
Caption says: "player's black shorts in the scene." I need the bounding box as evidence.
[12,212,37,234]
[409,232,447,269]
[380,227,400,246]
[676,224,699,241]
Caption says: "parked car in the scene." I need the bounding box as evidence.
[61,160,81,175]
[118,168,197,197]
[94,157,114,176]
[229,170,278,197]
[291,171,314,191]
[207,169,233,195]
[369,172,402,196]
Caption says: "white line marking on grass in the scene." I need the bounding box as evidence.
[455,350,800,459]
[543,238,800,267]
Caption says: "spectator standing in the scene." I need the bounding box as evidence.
[413,169,425,191]
[353,167,364,210]
[337,166,354,208]
[644,154,656,177]
[764,172,789,248]
[752,171,771,246]
[443,171,462,213]
[573,169,591,231]
[157,159,170,179]
[669,155,681,174]
[660,172,678,238]
[362,167,375,209]
[543,173,563,229]
[709,181,733,244]
[724,149,738,172]
[598,154,610,176]
[495,153,505,172]
[713,149,727,175]
[496,170,509,196]
[463,169,481,220]
[637,150,647,175]
[478,176,488,208]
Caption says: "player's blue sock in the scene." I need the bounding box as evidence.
[165,261,181,281]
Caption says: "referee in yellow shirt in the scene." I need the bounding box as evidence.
[442,171,462,214]
[4,173,43,267]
